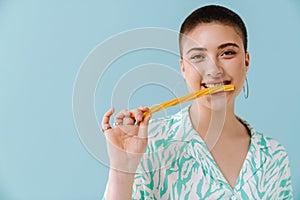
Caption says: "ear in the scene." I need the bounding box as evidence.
[245,52,250,72]
[180,58,186,79]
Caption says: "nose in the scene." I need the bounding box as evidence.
[204,58,223,78]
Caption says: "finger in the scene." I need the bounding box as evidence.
[138,106,150,123]
[114,109,132,126]
[101,108,114,132]
[137,106,151,138]
[130,109,144,123]
[138,113,151,138]
[138,106,150,119]
[114,109,126,125]
[138,105,149,112]
[140,112,151,126]
[123,116,135,125]
[130,106,150,123]
[123,109,137,125]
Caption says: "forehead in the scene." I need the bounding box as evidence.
[181,22,243,50]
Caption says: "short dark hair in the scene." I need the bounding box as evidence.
[179,5,248,55]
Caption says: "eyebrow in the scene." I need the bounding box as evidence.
[186,47,207,54]
[186,42,240,55]
[218,42,240,49]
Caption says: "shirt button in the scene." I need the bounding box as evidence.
[231,195,237,200]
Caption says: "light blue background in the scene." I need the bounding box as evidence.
[0,0,299,199]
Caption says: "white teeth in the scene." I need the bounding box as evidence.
[205,83,223,88]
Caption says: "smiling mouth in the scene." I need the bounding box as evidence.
[201,80,231,88]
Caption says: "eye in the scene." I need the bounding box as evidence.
[190,54,205,60]
[221,50,236,57]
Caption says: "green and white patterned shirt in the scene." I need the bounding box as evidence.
[132,105,293,199]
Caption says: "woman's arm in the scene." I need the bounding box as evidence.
[105,170,135,200]
[101,107,151,199]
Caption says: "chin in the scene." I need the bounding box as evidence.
[205,92,230,111]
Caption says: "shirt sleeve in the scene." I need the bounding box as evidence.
[132,170,156,199]
[131,117,169,199]
[277,149,293,199]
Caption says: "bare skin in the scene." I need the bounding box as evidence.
[189,103,250,188]
[102,106,151,200]
[210,130,250,188]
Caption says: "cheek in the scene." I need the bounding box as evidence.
[223,59,247,87]
[226,59,247,78]
[187,68,202,82]
[231,68,247,91]
[183,64,203,89]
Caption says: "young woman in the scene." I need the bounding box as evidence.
[101,5,293,199]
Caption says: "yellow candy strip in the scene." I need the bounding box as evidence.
[143,84,234,117]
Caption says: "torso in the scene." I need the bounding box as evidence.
[189,105,251,189]
[210,130,250,188]
[132,106,292,199]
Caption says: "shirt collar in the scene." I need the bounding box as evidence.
[172,105,272,150]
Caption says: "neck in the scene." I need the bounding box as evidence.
[189,101,244,148]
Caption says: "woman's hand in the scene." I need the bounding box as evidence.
[101,106,151,173]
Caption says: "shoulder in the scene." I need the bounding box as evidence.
[255,132,290,161]
[238,116,289,156]
[247,131,293,197]
[237,116,291,170]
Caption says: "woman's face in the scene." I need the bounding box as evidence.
[180,22,250,110]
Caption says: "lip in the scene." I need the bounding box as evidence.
[201,80,231,88]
